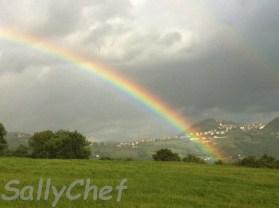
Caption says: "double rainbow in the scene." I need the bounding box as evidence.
[0,28,227,161]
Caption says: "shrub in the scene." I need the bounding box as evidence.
[0,123,7,155]
[152,149,180,161]
[99,156,113,160]
[238,154,279,169]
[238,156,259,168]
[12,145,30,157]
[214,160,224,165]
[258,154,278,168]
[182,154,206,164]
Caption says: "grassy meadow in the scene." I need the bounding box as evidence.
[0,158,278,207]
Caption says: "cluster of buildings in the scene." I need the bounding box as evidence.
[116,136,181,148]
[116,139,151,148]
[239,122,265,131]
[115,121,266,149]
[182,121,266,140]
[185,122,236,140]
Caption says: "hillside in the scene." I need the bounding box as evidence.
[191,118,236,132]
[215,129,279,159]
[264,117,279,132]
[91,139,207,160]
[0,158,278,208]
[92,118,279,160]
[92,131,279,161]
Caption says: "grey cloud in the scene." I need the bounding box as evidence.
[0,41,67,75]
[124,42,278,116]
[38,0,132,37]
[160,32,182,46]
[0,0,131,37]
[83,0,132,21]
[34,1,83,36]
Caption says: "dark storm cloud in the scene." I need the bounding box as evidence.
[124,39,279,117]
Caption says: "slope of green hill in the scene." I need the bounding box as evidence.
[91,128,279,161]
[264,117,279,132]
[91,139,210,160]
[0,158,278,208]
[215,129,279,159]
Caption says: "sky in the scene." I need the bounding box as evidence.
[0,0,278,141]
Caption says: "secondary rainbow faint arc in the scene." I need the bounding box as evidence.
[0,28,227,161]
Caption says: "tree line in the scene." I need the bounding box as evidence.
[152,149,206,164]
[0,123,91,159]
[152,148,279,169]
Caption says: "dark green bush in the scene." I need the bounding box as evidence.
[153,149,181,161]
[214,160,224,165]
[182,154,206,164]
[238,154,279,169]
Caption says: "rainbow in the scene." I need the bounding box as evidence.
[0,28,227,161]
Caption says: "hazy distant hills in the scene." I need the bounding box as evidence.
[92,117,279,160]
[4,117,279,160]
[5,132,30,149]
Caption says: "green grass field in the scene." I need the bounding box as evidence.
[0,158,278,208]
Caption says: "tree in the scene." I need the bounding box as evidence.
[12,145,29,157]
[152,149,180,161]
[182,154,206,164]
[0,123,7,154]
[258,154,277,168]
[214,160,224,165]
[53,130,91,159]
[237,155,279,169]
[29,130,55,158]
[238,156,259,168]
[29,130,91,159]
